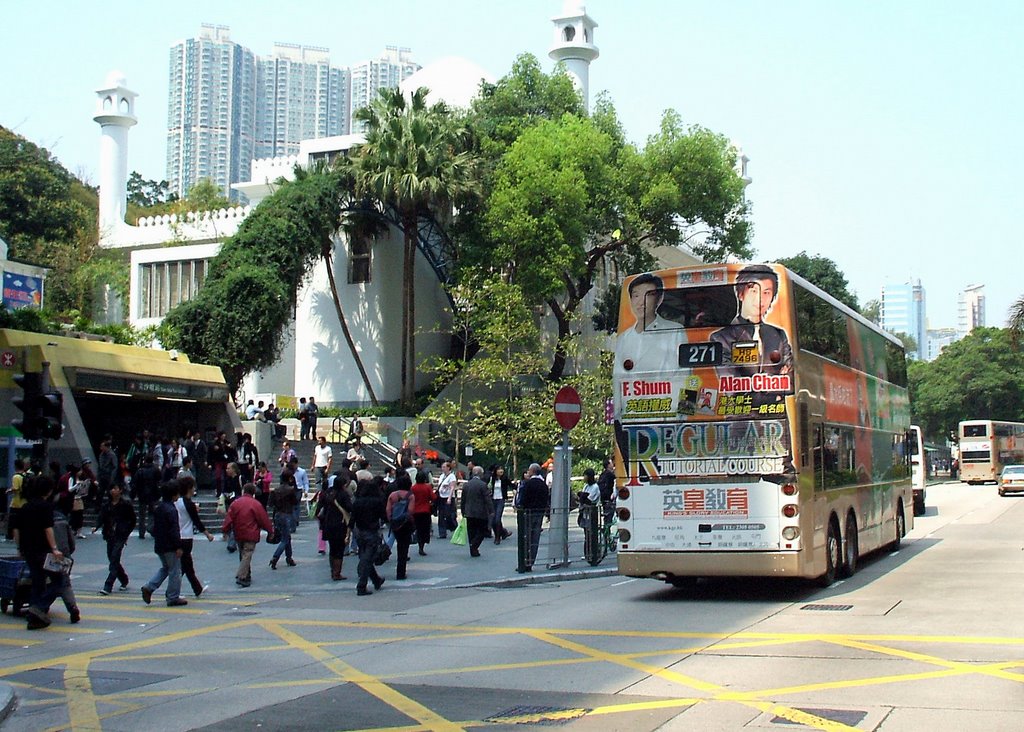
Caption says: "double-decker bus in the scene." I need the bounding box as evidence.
[612,263,912,587]
[958,420,1024,484]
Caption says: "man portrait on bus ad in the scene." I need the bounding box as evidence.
[710,264,794,381]
[615,272,687,374]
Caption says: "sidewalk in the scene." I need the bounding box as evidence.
[2,511,617,604]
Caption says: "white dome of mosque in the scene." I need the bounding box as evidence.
[399,56,495,109]
[104,70,128,87]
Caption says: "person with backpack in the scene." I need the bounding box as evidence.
[385,472,416,580]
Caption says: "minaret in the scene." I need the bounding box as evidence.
[548,0,599,113]
[93,71,137,235]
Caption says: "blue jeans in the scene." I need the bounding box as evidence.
[144,551,182,603]
[272,513,294,561]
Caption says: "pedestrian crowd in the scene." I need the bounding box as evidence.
[3,413,617,629]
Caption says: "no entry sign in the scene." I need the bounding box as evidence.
[553,386,582,430]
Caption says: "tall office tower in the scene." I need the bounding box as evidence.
[880,280,926,360]
[349,46,421,132]
[957,284,986,337]
[255,43,350,159]
[166,25,256,202]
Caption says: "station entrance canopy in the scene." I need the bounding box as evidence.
[0,328,240,471]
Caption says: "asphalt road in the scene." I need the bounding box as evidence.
[2,480,1023,731]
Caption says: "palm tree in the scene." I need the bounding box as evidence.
[349,87,477,408]
[293,164,380,405]
[1010,295,1024,342]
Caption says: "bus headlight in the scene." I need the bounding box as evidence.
[782,526,800,540]
[618,529,631,543]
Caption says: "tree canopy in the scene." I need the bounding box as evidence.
[909,327,1024,439]
[776,251,860,312]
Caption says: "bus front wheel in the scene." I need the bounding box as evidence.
[818,518,840,587]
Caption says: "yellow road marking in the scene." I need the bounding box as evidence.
[64,655,101,731]
[102,644,291,662]
[832,637,1024,684]
[528,630,859,732]
[261,620,466,732]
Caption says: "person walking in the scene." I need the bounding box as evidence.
[317,472,353,581]
[51,506,81,623]
[351,478,386,596]
[269,473,299,570]
[221,483,272,588]
[132,455,161,539]
[254,461,273,509]
[141,481,189,607]
[435,461,457,539]
[14,476,65,629]
[175,477,214,597]
[222,462,244,553]
[298,397,310,440]
[516,463,551,570]
[385,472,416,580]
[92,482,136,595]
[490,465,513,545]
[410,470,434,556]
[460,466,493,558]
[310,436,333,491]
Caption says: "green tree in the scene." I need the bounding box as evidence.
[909,327,1024,439]
[776,251,860,311]
[862,298,881,324]
[126,171,177,208]
[468,99,751,379]
[348,87,479,408]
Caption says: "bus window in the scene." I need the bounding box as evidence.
[658,285,740,328]
[963,424,988,438]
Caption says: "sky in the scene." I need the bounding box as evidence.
[3,0,1022,329]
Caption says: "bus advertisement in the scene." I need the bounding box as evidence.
[612,263,913,587]
[958,420,1024,484]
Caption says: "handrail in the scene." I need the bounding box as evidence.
[331,415,400,466]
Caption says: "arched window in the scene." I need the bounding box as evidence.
[563,26,575,42]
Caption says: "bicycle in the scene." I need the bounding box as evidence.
[582,501,618,566]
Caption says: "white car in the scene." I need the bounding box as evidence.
[998,465,1024,496]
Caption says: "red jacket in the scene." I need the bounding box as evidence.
[222,494,272,543]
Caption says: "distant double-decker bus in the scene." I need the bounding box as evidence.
[958,420,1024,484]
[612,263,913,587]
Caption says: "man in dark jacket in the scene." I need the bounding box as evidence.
[14,476,65,629]
[516,463,550,570]
[140,481,187,607]
[93,482,136,594]
[132,456,162,539]
[460,466,494,557]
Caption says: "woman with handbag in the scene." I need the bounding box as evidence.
[410,470,434,556]
[316,473,352,581]
[268,473,299,570]
[435,462,458,539]
[385,472,416,580]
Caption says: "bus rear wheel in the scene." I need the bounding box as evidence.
[890,504,905,551]
[818,518,840,587]
[840,513,858,578]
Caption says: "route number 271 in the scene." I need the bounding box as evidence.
[678,342,722,367]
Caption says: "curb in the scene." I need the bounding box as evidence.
[0,682,15,725]
[457,566,619,589]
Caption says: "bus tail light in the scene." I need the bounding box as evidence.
[623,359,635,371]
[617,507,631,522]
[618,487,630,500]
[618,529,631,543]
[782,526,800,540]
[781,483,797,496]
[782,504,799,518]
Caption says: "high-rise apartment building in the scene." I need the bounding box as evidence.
[926,327,958,361]
[168,29,409,202]
[166,25,256,202]
[880,280,926,360]
[957,284,985,336]
[349,46,421,132]
[255,43,350,160]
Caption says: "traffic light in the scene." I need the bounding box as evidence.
[40,389,63,440]
[12,371,43,440]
